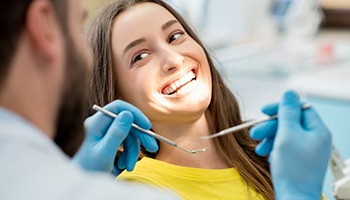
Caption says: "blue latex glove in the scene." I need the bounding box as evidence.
[250,90,332,199]
[73,100,158,176]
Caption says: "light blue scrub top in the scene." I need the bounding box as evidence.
[0,108,177,200]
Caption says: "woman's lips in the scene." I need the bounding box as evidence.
[162,70,197,95]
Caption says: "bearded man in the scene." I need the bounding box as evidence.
[0,0,175,199]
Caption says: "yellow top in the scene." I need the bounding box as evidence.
[117,157,265,200]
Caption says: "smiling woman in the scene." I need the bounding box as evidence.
[86,0,274,199]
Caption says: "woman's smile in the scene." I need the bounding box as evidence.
[162,68,198,95]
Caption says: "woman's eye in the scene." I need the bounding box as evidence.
[131,52,149,65]
[168,31,184,43]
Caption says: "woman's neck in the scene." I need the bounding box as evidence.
[152,112,229,169]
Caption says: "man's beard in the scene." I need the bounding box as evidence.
[54,36,89,157]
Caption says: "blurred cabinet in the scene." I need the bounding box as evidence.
[321,0,350,28]
[321,0,350,9]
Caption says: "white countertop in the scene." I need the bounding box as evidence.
[288,64,350,102]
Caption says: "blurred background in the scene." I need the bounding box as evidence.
[82,0,350,199]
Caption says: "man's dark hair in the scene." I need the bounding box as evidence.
[0,0,67,89]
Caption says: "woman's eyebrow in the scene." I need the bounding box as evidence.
[122,20,179,56]
[123,38,146,56]
[162,19,179,31]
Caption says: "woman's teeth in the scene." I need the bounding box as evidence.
[163,71,196,95]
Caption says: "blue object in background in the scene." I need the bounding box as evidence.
[270,0,292,32]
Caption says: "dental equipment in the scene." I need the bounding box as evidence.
[93,105,209,154]
[330,145,350,200]
[201,103,312,140]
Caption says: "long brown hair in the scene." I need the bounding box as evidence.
[86,0,274,199]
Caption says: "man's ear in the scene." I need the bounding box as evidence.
[25,0,63,62]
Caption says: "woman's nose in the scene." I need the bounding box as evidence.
[161,47,185,72]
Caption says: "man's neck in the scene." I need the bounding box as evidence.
[0,48,57,139]
[0,101,55,139]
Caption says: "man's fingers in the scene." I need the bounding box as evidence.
[250,120,277,140]
[105,100,152,130]
[262,103,278,116]
[122,134,140,172]
[101,111,133,157]
[84,112,114,139]
[117,149,127,170]
[302,107,326,131]
[131,129,158,153]
[278,90,302,128]
[255,136,275,156]
[112,165,123,176]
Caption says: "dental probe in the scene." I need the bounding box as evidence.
[201,103,312,140]
[93,105,209,154]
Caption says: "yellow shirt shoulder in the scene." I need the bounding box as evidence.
[117,157,265,200]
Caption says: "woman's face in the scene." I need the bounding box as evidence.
[111,2,212,124]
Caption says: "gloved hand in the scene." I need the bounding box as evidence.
[73,100,158,176]
[249,90,332,199]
